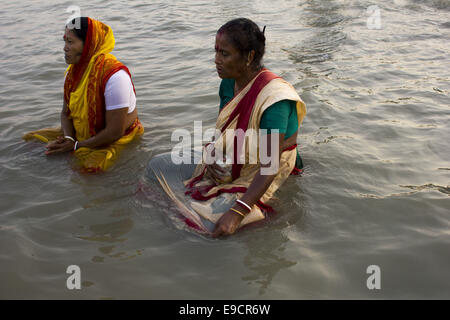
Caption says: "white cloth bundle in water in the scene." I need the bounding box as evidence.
[146,152,265,234]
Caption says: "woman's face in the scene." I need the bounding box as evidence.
[63,28,84,65]
[214,32,247,80]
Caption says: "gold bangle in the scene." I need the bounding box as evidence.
[230,208,245,218]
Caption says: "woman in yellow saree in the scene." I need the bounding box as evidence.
[149,18,306,237]
[23,17,144,172]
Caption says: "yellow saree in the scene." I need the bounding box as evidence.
[23,18,143,172]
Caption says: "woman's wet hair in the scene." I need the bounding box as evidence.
[218,18,265,70]
[66,17,89,43]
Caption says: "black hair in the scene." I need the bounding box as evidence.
[66,17,89,43]
[218,18,266,70]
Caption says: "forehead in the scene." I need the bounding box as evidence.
[215,32,235,50]
[64,28,77,39]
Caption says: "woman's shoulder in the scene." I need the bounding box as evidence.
[262,99,294,118]
[219,78,235,97]
[219,79,235,109]
[108,69,131,82]
[220,78,235,89]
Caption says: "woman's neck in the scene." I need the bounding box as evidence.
[234,68,262,93]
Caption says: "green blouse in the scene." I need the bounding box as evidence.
[218,78,303,169]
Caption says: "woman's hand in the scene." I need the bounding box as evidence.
[212,210,244,238]
[45,136,75,155]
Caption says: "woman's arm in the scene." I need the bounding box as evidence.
[212,132,285,237]
[79,69,137,149]
[46,107,130,155]
[77,108,129,149]
[45,101,76,154]
[61,101,75,138]
[47,70,135,155]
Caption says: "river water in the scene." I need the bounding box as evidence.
[0,0,449,299]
